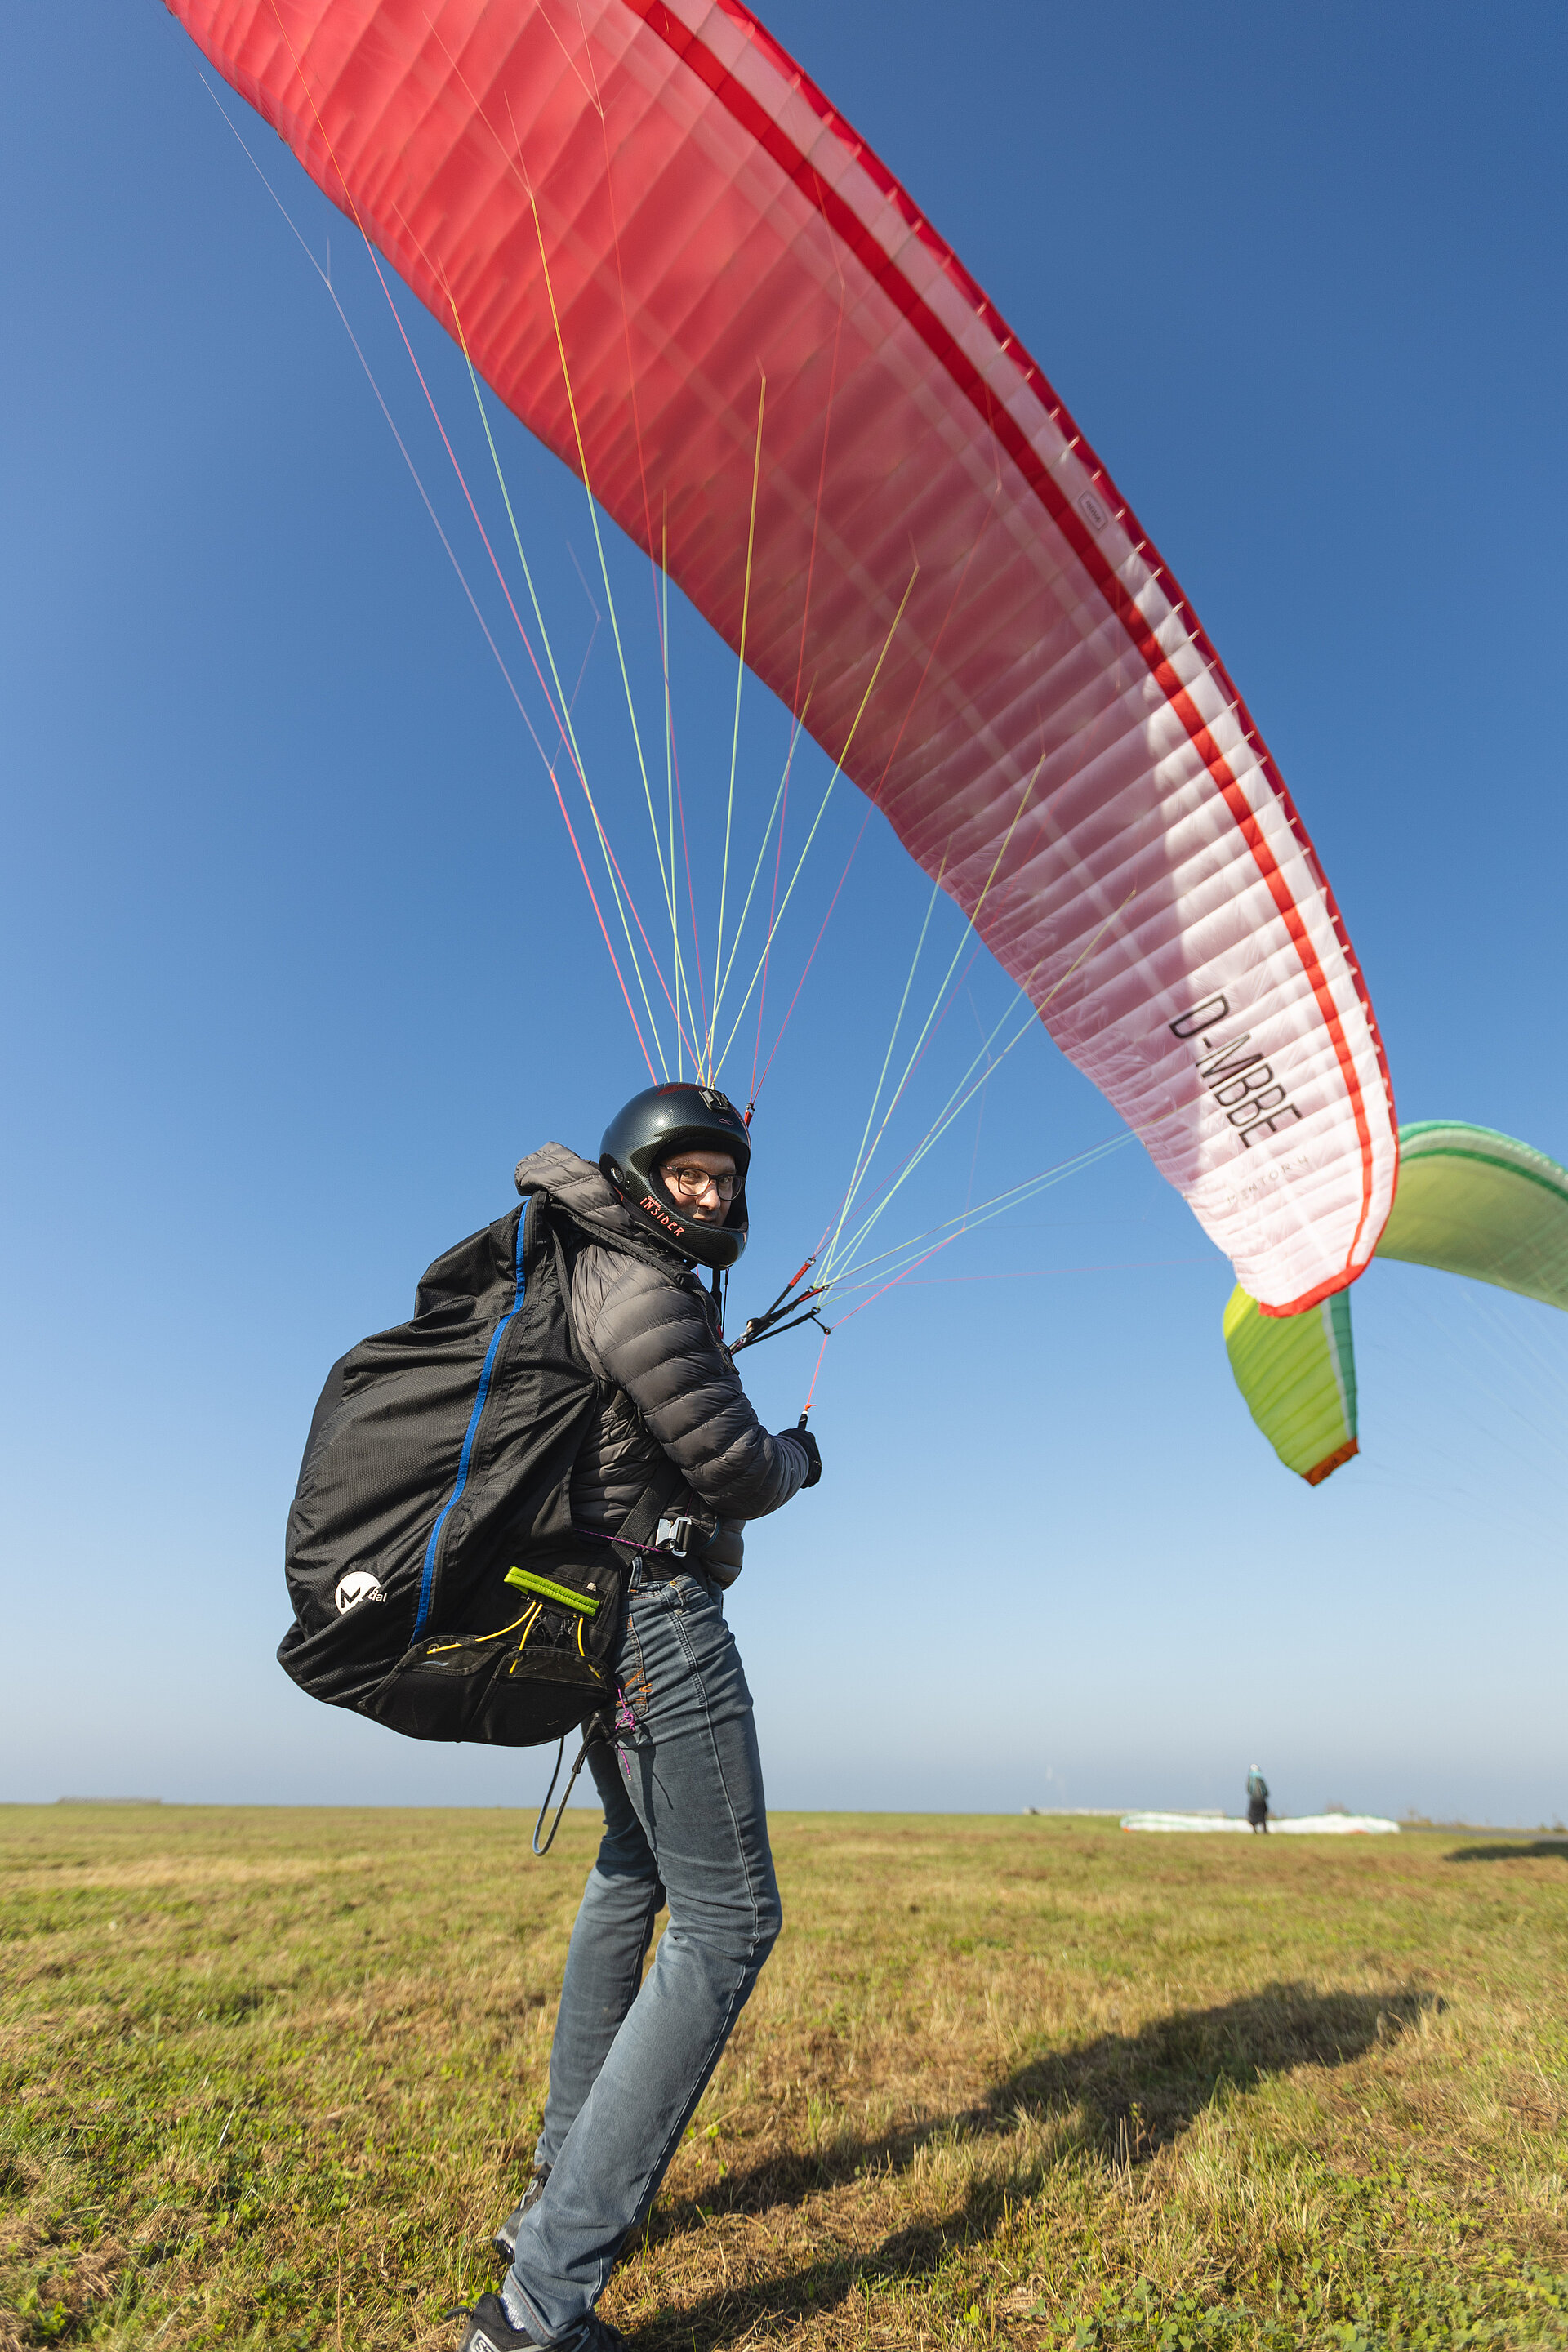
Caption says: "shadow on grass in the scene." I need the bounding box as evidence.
[635,1984,1439,2345]
[1447,1840,1568,1863]
[999,1980,1437,2161]
[656,1980,1436,2228]
[627,2214,992,2350]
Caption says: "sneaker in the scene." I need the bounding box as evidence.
[454,2293,545,2351]
[452,2296,626,2352]
[491,2163,550,2265]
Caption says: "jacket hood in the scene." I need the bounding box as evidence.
[514,1143,697,1276]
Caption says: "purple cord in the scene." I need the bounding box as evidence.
[571,1523,684,1558]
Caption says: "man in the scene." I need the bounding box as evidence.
[458,1083,819,2352]
[1246,1766,1269,1833]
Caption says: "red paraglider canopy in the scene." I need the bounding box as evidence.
[166,0,1396,1312]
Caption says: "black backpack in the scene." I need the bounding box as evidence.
[278,1193,685,1750]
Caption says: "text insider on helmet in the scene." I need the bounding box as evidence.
[460,1084,821,2352]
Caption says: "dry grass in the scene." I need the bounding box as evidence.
[3,1804,1568,2348]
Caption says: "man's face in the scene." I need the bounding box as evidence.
[657,1147,738,1226]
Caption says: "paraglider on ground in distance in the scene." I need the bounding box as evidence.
[1121,1810,1401,1836]
[1124,1770,1400,1835]
[1225,1121,1568,1483]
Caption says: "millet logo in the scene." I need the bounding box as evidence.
[1169,995,1303,1148]
[641,1192,688,1236]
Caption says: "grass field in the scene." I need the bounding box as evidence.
[4,1804,1568,2350]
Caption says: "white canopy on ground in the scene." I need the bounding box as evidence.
[1120,1811,1399,1836]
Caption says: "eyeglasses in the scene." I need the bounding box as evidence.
[663,1165,737,1201]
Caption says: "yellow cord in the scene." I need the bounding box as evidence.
[426,1601,541,1658]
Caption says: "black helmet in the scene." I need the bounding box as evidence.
[599,1083,751,1271]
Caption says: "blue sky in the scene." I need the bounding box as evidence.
[4,2,1565,1824]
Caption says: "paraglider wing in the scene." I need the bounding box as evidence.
[1223,1284,1358,1486]
[167,0,1396,1312]
[1225,1119,1566,1481]
[1374,1122,1568,1310]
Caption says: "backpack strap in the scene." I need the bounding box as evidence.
[540,1193,718,1563]
[600,1454,715,1558]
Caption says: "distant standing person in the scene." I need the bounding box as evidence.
[1246,1766,1270,1833]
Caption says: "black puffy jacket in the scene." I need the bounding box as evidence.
[514,1145,809,1583]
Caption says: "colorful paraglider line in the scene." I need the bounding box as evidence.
[738,288,855,1101]
[201,51,949,1149]
[710,373,768,1078]
[207,14,998,1199]
[435,249,703,1076]
[815,764,1045,1271]
[194,68,676,1078]
[499,144,858,1103]
[510,170,702,1060]
[703,562,923,1084]
[819,893,1138,1288]
[211,21,692,1081]
[662,528,712,1073]
[461,143,921,1102]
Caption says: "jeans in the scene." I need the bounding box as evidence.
[503,1564,782,2343]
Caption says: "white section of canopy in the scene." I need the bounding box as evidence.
[1120,1811,1400,1836]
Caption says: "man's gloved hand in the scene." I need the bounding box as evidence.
[785,1419,822,1489]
